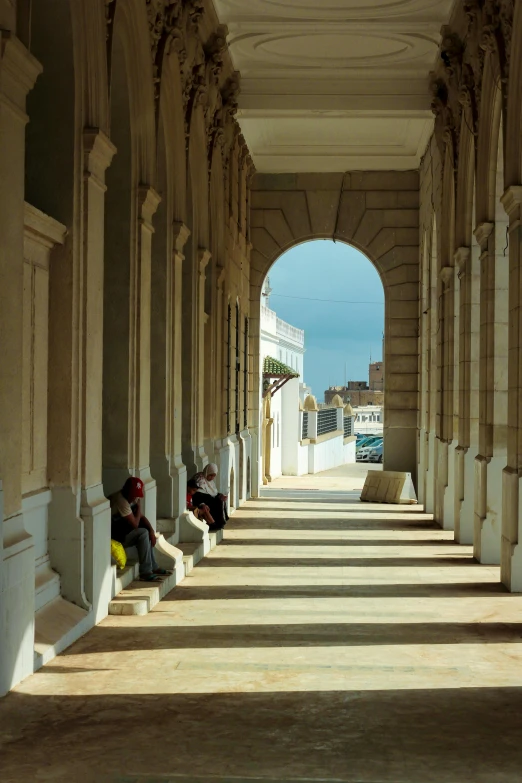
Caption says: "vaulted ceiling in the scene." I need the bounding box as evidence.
[214,0,455,172]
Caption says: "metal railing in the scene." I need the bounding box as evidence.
[302,411,309,440]
[317,408,337,437]
[344,416,353,438]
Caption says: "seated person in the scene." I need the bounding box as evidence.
[186,478,217,529]
[191,463,228,530]
[109,477,171,582]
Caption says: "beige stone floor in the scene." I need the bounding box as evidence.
[2,477,522,783]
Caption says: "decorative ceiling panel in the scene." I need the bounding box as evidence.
[213,0,455,172]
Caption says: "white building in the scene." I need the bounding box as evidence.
[260,281,306,480]
[260,280,356,480]
[354,404,384,436]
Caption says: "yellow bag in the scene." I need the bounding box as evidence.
[110,539,127,569]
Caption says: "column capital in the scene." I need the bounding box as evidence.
[501,186,522,217]
[83,129,116,179]
[454,246,471,273]
[138,185,161,229]
[172,221,190,253]
[439,265,454,287]
[0,33,41,106]
[198,247,211,274]
[216,265,226,289]
[474,221,494,248]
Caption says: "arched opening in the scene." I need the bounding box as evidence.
[102,18,133,494]
[258,239,384,487]
[23,0,75,615]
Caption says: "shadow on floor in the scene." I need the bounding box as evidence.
[228,519,438,531]
[2,688,522,782]
[57,620,522,653]
[218,538,457,548]
[201,556,476,568]
[164,582,506,600]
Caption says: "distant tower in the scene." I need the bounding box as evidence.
[262,276,273,308]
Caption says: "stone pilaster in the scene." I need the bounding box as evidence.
[435,265,455,530]
[454,246,476,545]
[500,186,522,589]
[171,223,190,524]
[0,33,41,696]
[132,186,161,524]
[77,130,116,620]
[195,248,211,468]
[474,220,504,564]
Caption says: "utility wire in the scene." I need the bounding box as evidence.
[271,293,383,305]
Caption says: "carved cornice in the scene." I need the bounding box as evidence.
[172,221,191,253]
[439,266,454,287]
[500,186,522,217]
[454,246,471,273]
[430,0,515,165]
[138,186,161,229]
[474,221,494,247]
[198,248,212,275]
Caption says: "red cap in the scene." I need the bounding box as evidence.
[128,477,144,498]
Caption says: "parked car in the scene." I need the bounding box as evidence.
[356,436,381,452]
[357,445,378,462]
[368,443,383,463]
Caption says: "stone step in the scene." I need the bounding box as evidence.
[108,570,179,616]
[34,596,91,669]
[108,529,223,616]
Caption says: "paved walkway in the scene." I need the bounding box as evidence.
[2,478,522,782]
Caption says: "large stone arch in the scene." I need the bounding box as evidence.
[157,51,186,225]
[250,171,420,483]
[109,0,156,186]
[476,49,504,225]
[505,1,522,187]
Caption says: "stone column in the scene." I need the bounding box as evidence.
[474,220,507,564]
[131,187,160,524]
[248,287,261,497]
[454,246,475,544]
[434,265,454,530]
[500,186,522,589]
[170,223,190,526]
[195,249,211,468]
[0,33,41,696]
[48,130,116,623]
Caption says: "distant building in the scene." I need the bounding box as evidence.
[353,403,383,435]
[324,356,384,407]
[369,362,384,391]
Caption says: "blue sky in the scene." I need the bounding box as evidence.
[266,241,384,402]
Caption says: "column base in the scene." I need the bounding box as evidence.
[501,467,522,590]
[474,454,504,564]
[0,510,35,695]
[455,447,476,545]
[81,485,112,623]
[424,430,437,514]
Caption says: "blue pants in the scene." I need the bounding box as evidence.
[123,527,158,575]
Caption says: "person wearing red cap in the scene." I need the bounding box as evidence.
[109,477,169,582]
